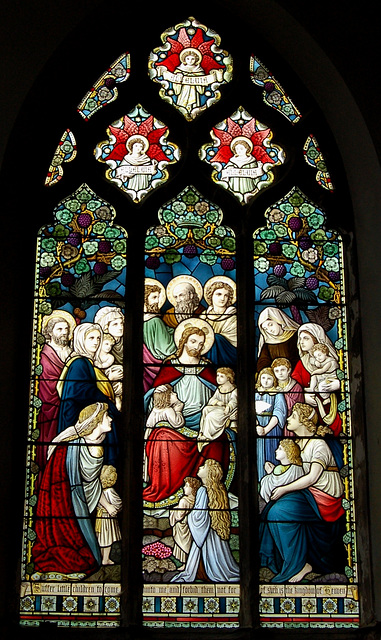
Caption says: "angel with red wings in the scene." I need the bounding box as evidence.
[211,116,276,201]
[154,26,226,117]
[95,107,180,203]
[104,114,173,193]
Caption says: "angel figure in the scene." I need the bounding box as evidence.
[150,22,229,120]
[202,109,285,204]
[221,136,264,196]
[172,48,207,113]
[95,108,179,202]
[114,134,156,193]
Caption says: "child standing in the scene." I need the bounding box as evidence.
[169,477,201,569]
[95,465,122,565]
[271,357,304,433]
[143,384,185,482]
[255,367,287,480]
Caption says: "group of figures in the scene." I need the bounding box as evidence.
[96,104,283,207]
[32,305,125,578]
[29,287,348,587]
[255,307,347,583]
[142,273,239,583]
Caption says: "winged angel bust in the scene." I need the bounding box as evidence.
[95,105,180,203]
[200,107,286,204]
[149,17,233,121]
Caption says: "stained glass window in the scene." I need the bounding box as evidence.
[250,56,302,124]
[303,134,335,191]
[17,7,368,634]
[77,53,130,121]
[95,105,180,202]
[200,106,285,204]
[45,129,77,187]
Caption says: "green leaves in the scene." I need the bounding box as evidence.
[260,274,318,310]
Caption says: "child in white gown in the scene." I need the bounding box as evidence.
[198,367,237,452]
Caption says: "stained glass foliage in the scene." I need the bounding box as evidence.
[20,184,126,627]
[304,134,335,191]
[95,105,180,203]
[77,53,130,121]
[148,17,233,121]
[254,187,358,629]
[250,56,302,124]
[200,106,285,205]
[45,129,77,187]
[142,186,239,628]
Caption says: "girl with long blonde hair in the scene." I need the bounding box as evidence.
[171,458,239,583]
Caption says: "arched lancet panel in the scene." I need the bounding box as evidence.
[20,185,127,627]
[254,187,358,628]
[142,186,239,628]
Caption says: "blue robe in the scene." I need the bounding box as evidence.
[205,334,237,368]
[58,356,119,465]
[256,391,287,479]
[259,489,346,583]
[171,486,239,582]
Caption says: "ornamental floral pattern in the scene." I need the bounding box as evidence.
[250,56,302,124]
[36,183,126,320]
[145,185,235,272]
[303,134,335,191]
[45,129,77,187]
[78,52,130,120]
[254,186,342,323]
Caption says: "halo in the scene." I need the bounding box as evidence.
[174,318,215,355]
[166,275,203,308]
[203,275,237,306]
[41,309,76,339]
[230,136,253,155]
[179,47,202,65]
[126,134,149,153]
[144,278,166,310]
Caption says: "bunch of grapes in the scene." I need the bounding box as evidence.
[183,244,197,258]
[221,257,235,270]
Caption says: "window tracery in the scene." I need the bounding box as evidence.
[19,11,362,633]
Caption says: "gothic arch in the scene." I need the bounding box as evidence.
[0,0,379,635]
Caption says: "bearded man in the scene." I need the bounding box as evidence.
[149,322,216,428]
[143,281,175,392]
[162,280,205,328]
[36,310,75,477]
[143,321,232,505]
